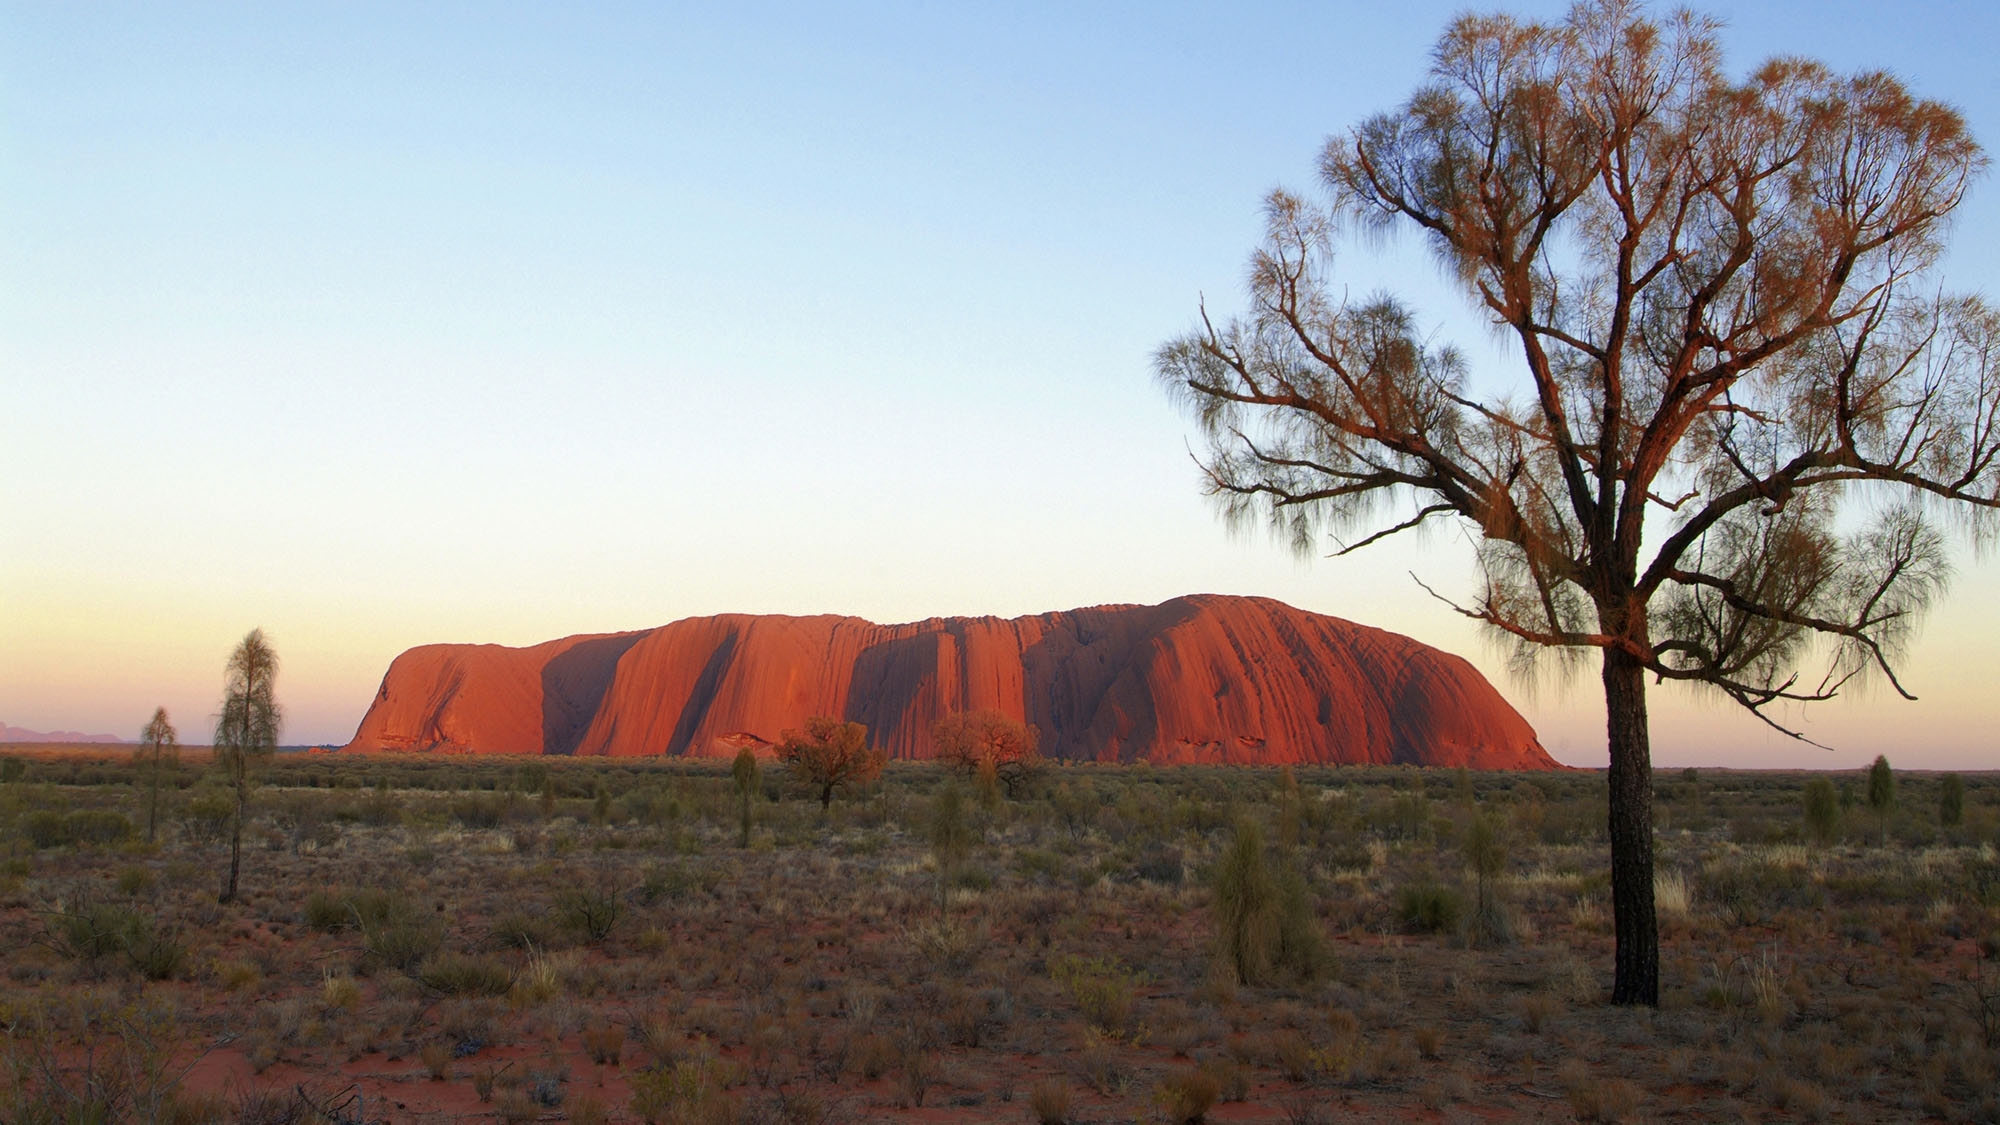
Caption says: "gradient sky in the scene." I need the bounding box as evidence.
[4,1,1997,768]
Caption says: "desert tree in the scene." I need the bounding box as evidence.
[139,707,178,845]
[1463,810,1509,941]
[1158,0,1996,1004]
[214,628,280,904]
[1802,775,1839,846]
[1940,771,1965,829]
[1212,816,1277,986]
[930,709,1044,799]
[732,745,761,847]
[776,716,883,811]
[927,783,975,911]
[1867,753,1896,841]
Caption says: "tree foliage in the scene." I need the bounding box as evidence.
[214,628,280,904]
[1802,776,1839,845]
[731,745,760,847]
[1867,754,1897,815]
[776,717,883,811]
[1158,0,1994,1005]
[1212,817,1276,986]
[1940,772,1965,829]
[930,709,1044,799]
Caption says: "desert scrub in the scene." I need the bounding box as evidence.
[1398,878,1465,935]
[1152,1063,1222,1123]
[583,1023,626,1065]
[1211,818,1276,984]
[1049,954,1142,1035]
[1027,1077,1074,1125]
[556,885,623,942]
[303,885,403,933]
[361,913,447,974]
[418,951,514,997]
[629,1050,740,1125]
[1701,855,1823,927]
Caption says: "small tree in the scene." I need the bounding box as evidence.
[777,717,883,811]
[931,710,1044,799]
[1802,776,1840,846]
[1867,754,1897,842]
[214,628,280,904]
[139,707,179,845]
[928,784,975,911]
[731,746,760,847]
[1276,765,1304,850]
[1463,811,1508,941]
[1213,817,1277,986]
[1940,772,1966,829]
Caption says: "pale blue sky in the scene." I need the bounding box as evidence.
[5,1,1997,766]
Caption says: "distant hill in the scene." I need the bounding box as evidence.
[2,723,126,744]
[345,594,1557,769]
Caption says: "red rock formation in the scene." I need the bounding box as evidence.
[343,595,1556,769]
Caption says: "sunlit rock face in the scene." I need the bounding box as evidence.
[343,594,1556,769]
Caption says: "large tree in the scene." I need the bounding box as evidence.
[776,716,883,811]
[214,628,281,904]
[1158,0,1996,1005]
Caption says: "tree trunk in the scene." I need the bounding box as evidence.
[146,751,159,845]
[222,786,244,904]
[1603,646,1658,1006]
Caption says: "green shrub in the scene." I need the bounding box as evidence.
[304,886,403,932]
[21,810,70,849]
[123,922,189,981]
[1941,773,1966,829]
[1803,777,1840,845]
[1703,859,1823,927]
[557,886,623,943]
[44,900,144,961]
[1154,1064,1222,1124]
[1398,879,1465,935]
[1049,954,1141,1035]
[63,809,134,846]
[487,910,558,951]
[180,787,235,845]
[362,914,446,973]
[1212,818,1276,985]
[1272,857,1326,981]
[114,865,156,896]
[418,951,515,997]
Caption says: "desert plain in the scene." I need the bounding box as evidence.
[2,745,1996,1123]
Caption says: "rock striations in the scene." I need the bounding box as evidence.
[342,595,1556,769]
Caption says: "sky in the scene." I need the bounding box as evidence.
[4,1,1998,768]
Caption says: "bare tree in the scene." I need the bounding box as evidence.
[139,707,178,845]
[214,629,280,904]
[776,717,883,811]
[1158,0,1995,1005]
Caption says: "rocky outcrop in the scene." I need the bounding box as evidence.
[343,594,1556,768]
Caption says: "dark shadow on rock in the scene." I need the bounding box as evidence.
[1017,598,1198,761]
[664,629,740,756]
[541,634,646,755]
[845,632,946,759]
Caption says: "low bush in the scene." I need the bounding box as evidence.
[1398,879,1465,935]
[557,886,623,943]
[362,915,447,974]
[418,951,514,997]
